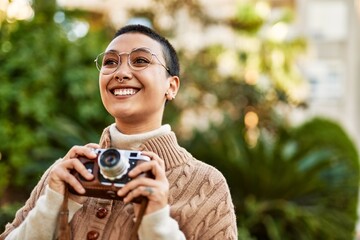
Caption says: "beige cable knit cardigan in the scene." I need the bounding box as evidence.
[1,126,238,240]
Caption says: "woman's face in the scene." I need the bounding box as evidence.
[99,33,179,134]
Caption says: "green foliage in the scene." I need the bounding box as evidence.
[0,1,112,197]
[231,3,265,33]
[183,117,359,239]
[0,202,23,232]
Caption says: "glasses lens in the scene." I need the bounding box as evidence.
[129,49,153,70]
[97,52,120,75]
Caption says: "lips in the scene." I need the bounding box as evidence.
[112,88,139,96]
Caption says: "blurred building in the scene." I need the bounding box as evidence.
[295,0,360,234]
[296,0,360,153]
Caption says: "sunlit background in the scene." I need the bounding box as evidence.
[33,0,359,150]
[1,0,360,239]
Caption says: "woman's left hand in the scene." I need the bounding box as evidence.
[117,151,169,215]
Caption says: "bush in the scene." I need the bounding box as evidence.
[184,117,359,239]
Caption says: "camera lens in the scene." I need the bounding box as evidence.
[98,149,130,180]
[100,149,120,167]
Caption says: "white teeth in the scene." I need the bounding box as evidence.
[113,88,138,96]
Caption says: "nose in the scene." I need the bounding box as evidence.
[113,56,132,82]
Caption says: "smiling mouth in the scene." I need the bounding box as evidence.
[112,88,139,96]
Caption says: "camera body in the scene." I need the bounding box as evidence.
[69,148,151,203]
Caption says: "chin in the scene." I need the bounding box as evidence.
[111,107,138,120]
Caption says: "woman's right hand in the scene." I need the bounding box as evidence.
[48,143,100,197]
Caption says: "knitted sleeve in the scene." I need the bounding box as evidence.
[168,160,238,240]
[196,171,238,239]
[138,205,186,240]
[0,160,83,240]
[4,186,82,240]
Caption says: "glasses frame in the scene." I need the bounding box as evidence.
[94,47,170,75]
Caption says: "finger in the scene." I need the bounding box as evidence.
[60,158,94,185]
[85,143,100,149]
[50,161,88,194]
[58,169,87,194]
[71,158,94,180]
[123,186,154,203]
[141,151,165,169]
[64,145,98,160]
[117,177,157,197]
[129,161,166,182]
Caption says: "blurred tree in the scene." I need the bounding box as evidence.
[144,1,308,141]
[0,0,112,204]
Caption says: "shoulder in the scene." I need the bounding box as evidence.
[189,158,229,186]
[168,156,231,200]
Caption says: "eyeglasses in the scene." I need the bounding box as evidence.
[94,47,170,75]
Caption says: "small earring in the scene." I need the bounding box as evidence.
[117,78,124,83]
[165,92,176,100]
[165,91,173,100]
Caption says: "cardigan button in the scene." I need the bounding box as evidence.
[87,230,99,240]
[96,207,108,219]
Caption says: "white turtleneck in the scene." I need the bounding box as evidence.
[109,123,171,150]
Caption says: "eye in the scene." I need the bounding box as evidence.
[103,58,118,67]
[131,56,151,67]
[102,53,119,68]
[130,49,152,68]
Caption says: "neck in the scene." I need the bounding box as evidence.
[115,115,164,135]
[109,123,171,150]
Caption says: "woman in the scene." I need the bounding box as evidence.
[1,24,237,240]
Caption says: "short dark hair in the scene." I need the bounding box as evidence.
[114,24,180,77]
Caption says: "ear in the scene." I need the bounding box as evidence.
[166,75,180,100]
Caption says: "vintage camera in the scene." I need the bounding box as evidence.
[69,148,151,203]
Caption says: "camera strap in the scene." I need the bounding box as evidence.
[54,185,71,240]
[131,198,149,240]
